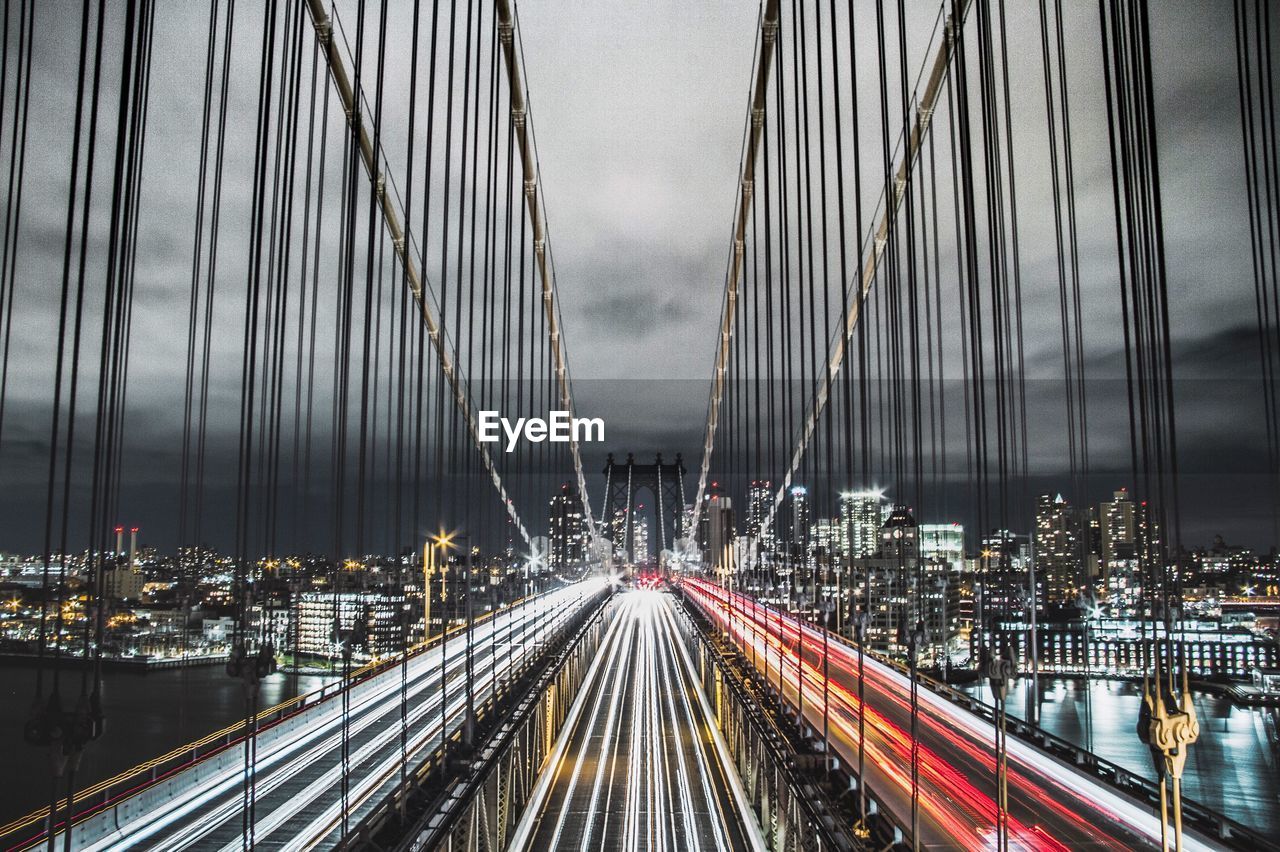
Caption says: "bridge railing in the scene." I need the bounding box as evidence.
[386,589,616,852]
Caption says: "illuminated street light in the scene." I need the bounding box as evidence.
[423,530,460,640]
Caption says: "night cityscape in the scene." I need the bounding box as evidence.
[5,484,1275,676]
[1,1,1278,851]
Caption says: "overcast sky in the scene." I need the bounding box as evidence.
[0,1,1274,555]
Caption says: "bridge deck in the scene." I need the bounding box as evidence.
[19,581,607,852]
[511,589,763,852]
[683,578,1234,851]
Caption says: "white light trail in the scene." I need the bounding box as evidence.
[62,581,604,852]
[508,589,766,852]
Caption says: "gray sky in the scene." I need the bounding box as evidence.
[0,1,1274,553]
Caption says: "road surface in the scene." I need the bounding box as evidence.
[682,578,1221,851]
[15,579,608,852]
[509,588,765,852]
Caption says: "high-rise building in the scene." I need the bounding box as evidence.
[1100,489,1137,565]
[847,506,955,664]
[971,529,1030,623]
[745,480,774,552]
[632,515,651,565]
[811,518,838,559]
[840,490,884,559]
[549,484,586,569]
[1099,488,1142,615]
[613,507,630,560]
[705,495,735,572]
[681,502,699,558]
[788,486,810,557]
[920,523,965,571]
[295,590,404,660]
[1035,493,1083,605]
[880,505,918,560]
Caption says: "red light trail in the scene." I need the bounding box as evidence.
[680,578,1211,850]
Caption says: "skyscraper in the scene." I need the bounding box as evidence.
[632,514,651,565]
[880,505,918,560]
[1100,488,1137,564]
[840,490,884,559]
[1100,488,1141,615]
[548,484,586,569]
[745,480,774,552]
[920,523,965,571]
[847,506,954,663]
[788,486,809,559]
[706,494,735,572]
[812,518,840,562]
[1034,493,1082,605]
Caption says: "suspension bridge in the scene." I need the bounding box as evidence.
[0,0,1278,850]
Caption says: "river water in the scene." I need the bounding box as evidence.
[0,663,337,824]
[956,677,1280,836]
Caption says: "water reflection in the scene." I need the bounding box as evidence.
[958,677,1280,835]
[0,664,338,822]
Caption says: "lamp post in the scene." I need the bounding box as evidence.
[820,589,833,762]
[936,573,951,678]
[720,543,734,642]
[1027,536,1040,726]
[429,530,455,776]
[462,535,475,750]
[422,540,434,644]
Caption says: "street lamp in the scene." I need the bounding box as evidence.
[424,531,456,643]
[462,536,476,749]
[427,529,458,777]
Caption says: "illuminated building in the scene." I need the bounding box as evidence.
[847,506,956,665]
[788,485,809,559]
[920,523,965,571]
[632,515,651,565]
[1100,489,1137,564]
[985,615,1279,678]
[812,518,840,562]
[1035,493,1083,605]
[296,590,405,660]
[840,490,884,559]
[745,480,774,552]
[1093,489,1152,615]
[548,484,587,569]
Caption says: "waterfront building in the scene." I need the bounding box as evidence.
[1035,493,1084,605]
[847,506,956,665]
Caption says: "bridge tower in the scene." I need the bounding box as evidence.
[601,453,686,564]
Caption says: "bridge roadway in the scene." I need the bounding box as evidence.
[26,579,608,852]
[682,578,1221,851]
[508,588,766,852]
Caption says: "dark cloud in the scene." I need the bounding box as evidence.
[0,1,1275,557]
